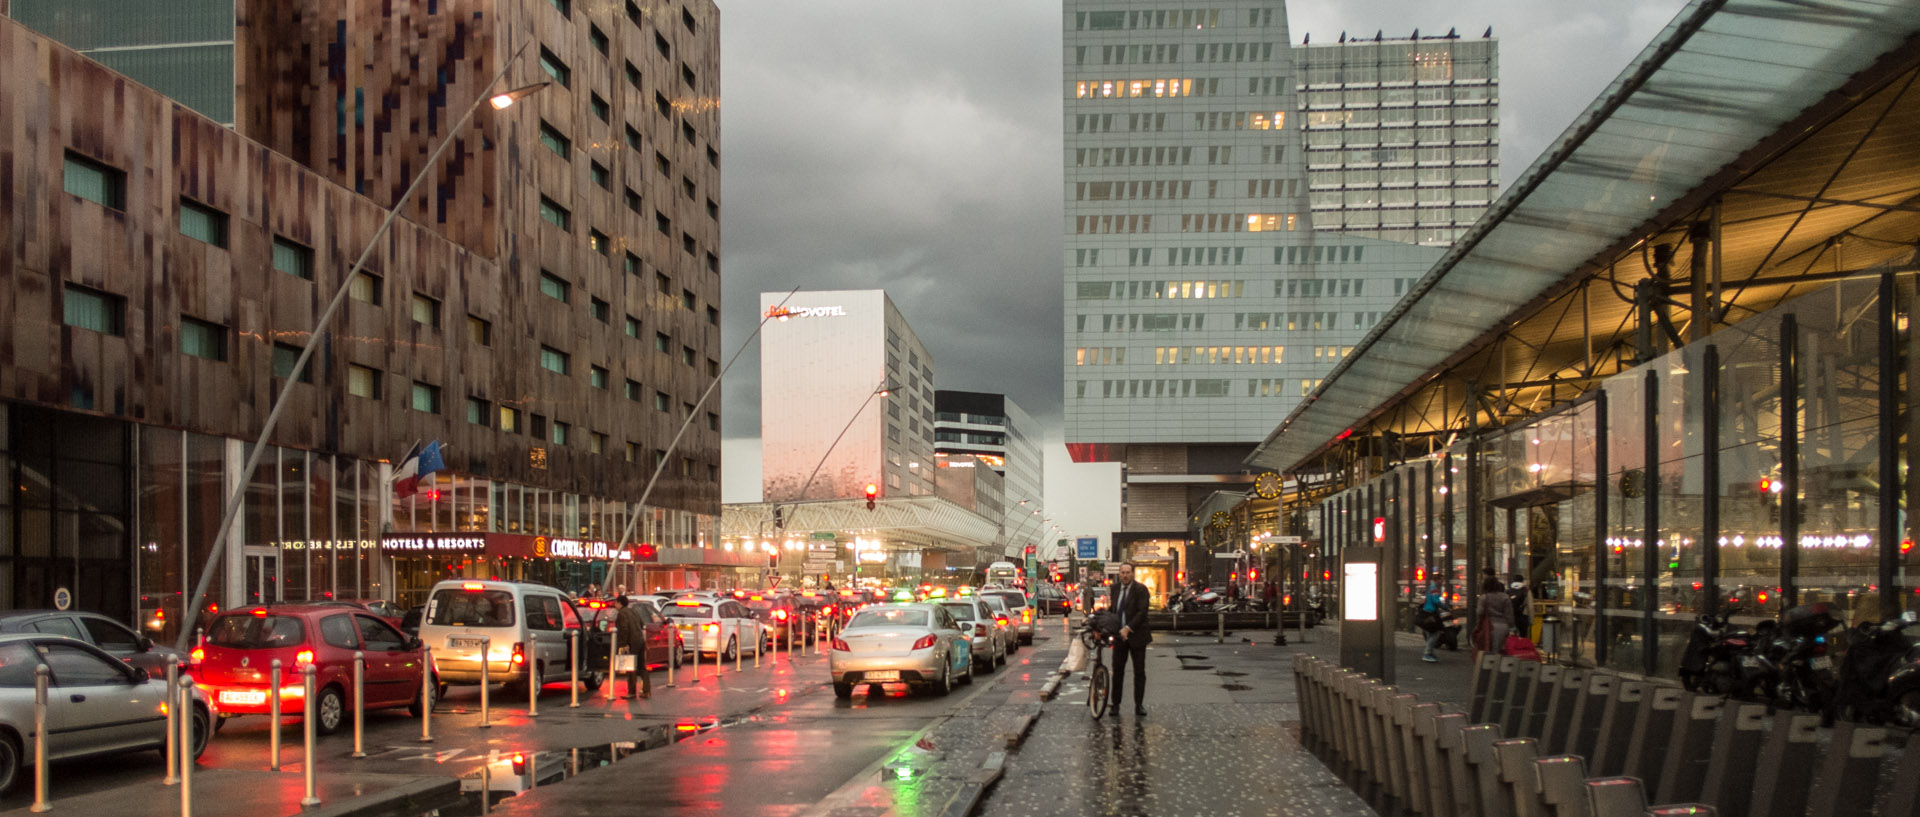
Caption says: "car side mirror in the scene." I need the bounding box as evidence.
[131,667,151,684]
[138,636,155,652]
[407,637,424,651]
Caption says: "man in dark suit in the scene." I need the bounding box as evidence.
[1109,562,1152,716]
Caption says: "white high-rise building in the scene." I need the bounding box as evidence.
[934,391,1045,557]
[1062,1,1497,543]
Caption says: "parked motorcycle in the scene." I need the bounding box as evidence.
[1679,612,1753,696]
[1828,609,1920,726]
[1762,603,1841,711]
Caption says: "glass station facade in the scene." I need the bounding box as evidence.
[1301,275,1914,677]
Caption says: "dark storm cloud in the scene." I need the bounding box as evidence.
[718,0,1689,505]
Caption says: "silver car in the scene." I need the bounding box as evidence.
[829,604,972,698]
[976,594,1020,654]
[936,600,1004,675]
[0,634,211,794]
[980,589,1036,645]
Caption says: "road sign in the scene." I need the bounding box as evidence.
[1076,537,1099,559]
[53,587,71,611]
[1274,536,1303,544]
[810,531,836,540]
[769,576,782,589]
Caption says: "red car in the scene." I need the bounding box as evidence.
[191,604,433,734]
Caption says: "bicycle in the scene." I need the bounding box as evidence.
[1079,615,1119,719]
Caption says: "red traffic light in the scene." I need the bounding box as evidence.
[1024,544,1035,556]
[864,483,878,511]
[1372,517,1386,542]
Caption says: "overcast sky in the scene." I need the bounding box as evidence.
[715,0,1692,539]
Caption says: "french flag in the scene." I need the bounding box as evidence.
[393,441,445,499]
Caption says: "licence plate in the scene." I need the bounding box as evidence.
[1811,656,1832,670]
[219,690,267,706]
[864,670,900,681]
[450,637,486,649]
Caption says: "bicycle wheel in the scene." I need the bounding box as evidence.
[1088,662,1110,720]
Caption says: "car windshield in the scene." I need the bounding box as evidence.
[937,603,978,622]
[664,603,714,618]
[426,589,518,627]
[847,609,929,629]
[208,614,307,649]
[986,592,1028,609]
[745,600,777,611]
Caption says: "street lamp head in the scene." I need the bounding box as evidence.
[489,81,551,110]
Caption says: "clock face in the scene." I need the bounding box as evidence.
[1210,511,1230,529]
[1254,472,1282,499]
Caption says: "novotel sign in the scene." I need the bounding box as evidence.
[764,305,847,319]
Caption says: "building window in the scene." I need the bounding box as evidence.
[547,0,569,17]
[500,406,521,434]
[625,252,642,276]
[410,293,440,328]
[180,316,227,361]
[530,414,548,440]
[625,316,641,338]
[347,364,382,399]
[590,92,610,122]
[273,237,314,280]
[625,379,642,401]
[588,24,608,54]
[682,290,696,311]
[590,432,606,455]
[590,297,610,322]
[539,47,571,88]
[655,92,672,119]
[655,152,671,177]
[706,412,718,431]
[590,366,608,389]
[272,343,311,382]
[655,212,671,235]
[707,306,718,324]
[683,122,697,145]
[625,442,638,463]
[682,7,697,33]
[655,272,672,294]
[468,315,492,346]
[466,397,489,425]
[350,272,382,305]
[539,121,570,158]
[706,252,719,274]
[539,345,571,374]
[64,152,125,210]
[590,161,610,189]
[538,196,571,231]
[654,391,669,412]
[62,284,124,335]
[681,346,695,366]
[539,270,570,302]
[682,233,696,256]
[589,229,610,255]
[654,32,670,58]
[625,188,642,213]
[681,64,696,89]
[654,332,670,353]
[411,381,441,413]
[552,421,570,446]
[706,198,718,220]
[626,125,643,151]
[626,61,641,89]
[179,199,228,247]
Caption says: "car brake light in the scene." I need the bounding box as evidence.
[1022,610,1032,623]
[295,650,315,666]
[775,610,788,620]
[911,634,937,651]
[189,647,205,664]
[511,642,525,665]
[831,638,851,652]
[705,624,718,634]
[463,582,485,591]
[251,609,267,617]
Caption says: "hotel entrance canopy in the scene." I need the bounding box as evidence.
[1248,0,1920,474]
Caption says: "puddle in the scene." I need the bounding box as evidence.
[1222,684,1253,691]
[384,713,766,816]
[1217,671,1247,677]
[1173,654,1209,660]
[1179,665,1215,671]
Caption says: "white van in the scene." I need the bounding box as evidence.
[418,579,593,693]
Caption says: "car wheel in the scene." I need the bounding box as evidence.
[671,642,684,668]
[960,652,976,685]
[435,681,451,701]
[0,731,19,797]
[722,637,738,663]
[995,643,1006,667]
[409,673,437,717]
[833,682,854,700]
[315,685,346,735]
[189,704,212,759]
[582,670,606,692]
[934,661,953,696]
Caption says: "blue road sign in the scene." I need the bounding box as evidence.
[1076,537,1099,559]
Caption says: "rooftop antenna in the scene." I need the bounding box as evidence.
[1484,26,1493,38]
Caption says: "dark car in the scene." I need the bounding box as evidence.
[578,598,684,671]
[743,594,806,644]
[0,610,186,677]
[1033,585,1071,616]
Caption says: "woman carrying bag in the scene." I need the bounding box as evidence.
[1473,576,1513,656]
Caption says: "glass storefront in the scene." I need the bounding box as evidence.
[1301,274,1915,678]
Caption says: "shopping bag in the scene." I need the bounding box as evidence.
[1064,635,1088,673]
[1504,635,1542,662]
[613,654,636,673]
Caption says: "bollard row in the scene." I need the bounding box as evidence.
[1296,652,1920,817]
[1291,654,1719,817]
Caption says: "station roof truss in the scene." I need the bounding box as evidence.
[720,497,1003,553]
[1249,0,1920,475]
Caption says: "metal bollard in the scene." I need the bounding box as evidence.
[178,675,194,817]
[735,628,743,673]
[165,662,181,785]
[666,632,676,688]
[478,636,492,728]
[1217,611,1225,643]
[607,624,619,701]
[527,632,539,718]
[352,651,366,758]
[420,647,435,743]
[269,659,283,770]
[300,664,319,807]
[692,633,701,680]
[31,665,49,813]
[568,629,580,708]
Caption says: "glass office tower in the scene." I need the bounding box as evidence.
[10,0,236,125]
[1062,1,1496,540]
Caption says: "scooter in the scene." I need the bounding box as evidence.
[1679,612,1752,696]
[1828,609,1920,726]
